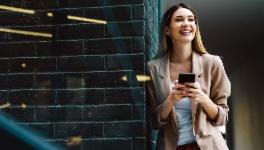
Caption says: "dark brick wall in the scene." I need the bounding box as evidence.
[144,0,159,60]
[0,0,158,150]
[144,0,159,149]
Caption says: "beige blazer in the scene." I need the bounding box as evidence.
[147,51,231,150]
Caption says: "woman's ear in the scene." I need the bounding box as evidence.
[165,26,170,35]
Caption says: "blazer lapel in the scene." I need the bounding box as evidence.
[157,53,179,134]
[191,51,204,122]
[157,54,171,100]
[192,51,203,78]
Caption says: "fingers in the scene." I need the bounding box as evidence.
[172,89,187,95]
[183,87,199,100]
[184,82,200,89]
[172,83,186,90]
[170,82,202,102]
[171,85,187,96]
[184,91,196,97]
[172,83,193,96]
[186,87,198,94]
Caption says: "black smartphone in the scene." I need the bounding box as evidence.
[178,73,195,84]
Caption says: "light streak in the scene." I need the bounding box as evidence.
[67,15,107,24]
[0,28,52,38]
[0,5,35,14]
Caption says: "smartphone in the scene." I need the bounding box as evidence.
[178,73,195,84]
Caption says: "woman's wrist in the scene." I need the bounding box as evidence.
[160,95,175,120]
[201,96,218,120]
[201,95,211,107]
[166,94,175,107]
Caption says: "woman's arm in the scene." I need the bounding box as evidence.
[184,56,231,126]
[208,56,231,126]
[146,63,184,129]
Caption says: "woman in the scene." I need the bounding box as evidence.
[147,3,231,150]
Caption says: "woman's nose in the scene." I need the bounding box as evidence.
[182,19,190,27]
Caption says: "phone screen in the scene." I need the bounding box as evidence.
[178,73,195,84]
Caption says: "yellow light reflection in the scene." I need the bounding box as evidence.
[0,5,35,14]
[136,75,151,82]
[67,15,107,24]
[0,102,11,109]
[21,103,27,109]
[47,12,53,17]
[21,63,27,68]
[0,28,52,38]
[121,75,128,81]
[66,136,82,146]
[121,75,151,82]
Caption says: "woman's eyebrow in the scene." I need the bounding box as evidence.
[175,15,195,18]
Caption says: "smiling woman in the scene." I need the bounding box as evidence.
[147,3,231,150]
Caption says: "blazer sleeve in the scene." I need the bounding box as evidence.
[209,56,231,126]
[146,62,171,129]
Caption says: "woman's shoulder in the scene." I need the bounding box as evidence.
[147,54,168,68]
[201,53,220,60]
[200,53,225,72]
[147,58,159,67]
[201,53,223,65]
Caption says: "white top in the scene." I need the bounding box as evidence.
[170,82,196,145]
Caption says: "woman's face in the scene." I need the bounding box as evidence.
[166,8,196,43]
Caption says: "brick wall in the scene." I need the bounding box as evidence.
[0,0,158,150]
[144,0,159,60]
[144,0,159,149]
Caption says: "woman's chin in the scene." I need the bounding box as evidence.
[178,38,194,43]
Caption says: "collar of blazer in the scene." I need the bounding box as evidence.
[157,51,204,79]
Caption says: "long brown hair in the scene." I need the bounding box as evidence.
[157,3,207,57]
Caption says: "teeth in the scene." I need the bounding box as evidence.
[181,31,191,33]
[180,31,192,34]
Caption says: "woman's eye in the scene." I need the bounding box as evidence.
[174,18,195,22]
[175,19,183,22]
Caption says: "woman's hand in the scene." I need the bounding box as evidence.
[169,80,188,104]
[183,82,210,104]
[184,82,219,121]
[159,80,188,120]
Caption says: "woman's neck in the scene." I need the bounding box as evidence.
[170,43,192,63]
